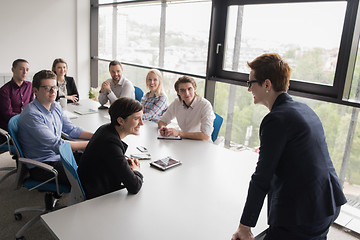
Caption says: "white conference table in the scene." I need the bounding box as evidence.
[41,99,268,240]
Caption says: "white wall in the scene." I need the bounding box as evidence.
[0,0,90,99]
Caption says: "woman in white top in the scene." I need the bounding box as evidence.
[52,58,79,103]
[140,69,168,123]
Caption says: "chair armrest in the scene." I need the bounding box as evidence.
[0,128,13,152]
[18,157,55,172]
[18,157,61,195]
[0,128,9,136]
[0,128,11,143]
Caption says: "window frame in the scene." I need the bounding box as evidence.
[206,0,360,107]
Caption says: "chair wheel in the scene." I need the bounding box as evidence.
[14,213,22,221]
[16,236,26,240]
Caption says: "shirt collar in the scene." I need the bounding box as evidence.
[10,78,22,88]
[115,75,125,86]
[33,98,57,113]
[182,96,198,109]
[146,92,159,98]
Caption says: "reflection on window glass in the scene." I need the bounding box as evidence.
[98,61,109,86]
[224,2,346,85]
[115,3,161,66]
[98,1,211,75]
[163,1,211,75]
[99,6,113,59]
[349,41,360,102]
[214,81,360,206]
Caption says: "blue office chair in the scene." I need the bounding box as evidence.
[134,86,144,102]
[211,112,223,142]
[0,128,17,184]
[8,115,70,240]
[59,142,86,205]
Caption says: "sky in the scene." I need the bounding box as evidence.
[104,1,347,49]
[228,1,347,49]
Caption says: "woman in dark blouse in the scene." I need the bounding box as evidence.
[52,58,79,103]
[77,97,144,199]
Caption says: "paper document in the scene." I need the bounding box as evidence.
[63,110,78,119]
[73,108,98,115]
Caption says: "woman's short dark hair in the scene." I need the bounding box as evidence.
[32,70,57,89]
[247,53,291,92]
[109,97,143,126]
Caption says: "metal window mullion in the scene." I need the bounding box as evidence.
[90,0,99,88]
[342,0,360,100]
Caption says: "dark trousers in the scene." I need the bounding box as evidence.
[264,207,341,240]
[28,152,82,188]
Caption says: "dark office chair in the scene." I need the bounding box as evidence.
[0,128,17,184]
[134,86,144,102]
[8,115,70,240]
[211,112,223,143]
[59,142,86,205]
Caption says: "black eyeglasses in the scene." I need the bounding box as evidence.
[247,80,260,88]
[40,86,58,92]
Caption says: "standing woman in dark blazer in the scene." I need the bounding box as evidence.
[231,53,346,240]
[77,97,144,200]
[52,58,79,103]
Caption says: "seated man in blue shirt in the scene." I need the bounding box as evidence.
[18,70,93,187]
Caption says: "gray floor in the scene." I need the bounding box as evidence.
[1,151,360,240]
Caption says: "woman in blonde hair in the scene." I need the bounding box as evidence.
[140,69,168,123]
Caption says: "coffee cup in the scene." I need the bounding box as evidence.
[59,98,67,110]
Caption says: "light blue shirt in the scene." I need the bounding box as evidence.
[18,99,83,167]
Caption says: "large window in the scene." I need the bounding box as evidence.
[91,0,360,232]
[224,2,346,86]
[208,0,360,102]
[97,0,211,76]
[214,81,360,211]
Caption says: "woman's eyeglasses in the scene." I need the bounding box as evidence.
[246,80,260,88]
[40,86,58,92]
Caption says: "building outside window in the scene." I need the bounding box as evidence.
[92,0,360,232]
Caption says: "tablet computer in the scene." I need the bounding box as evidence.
[150,157,182,171]
[157,135,182,140]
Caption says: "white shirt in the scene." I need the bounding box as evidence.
[98,76,135,105]
[160,96,215,137]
